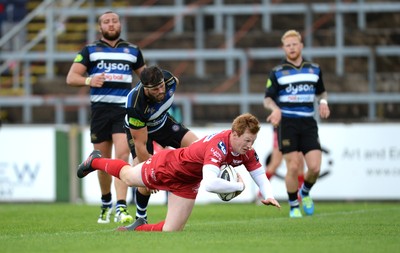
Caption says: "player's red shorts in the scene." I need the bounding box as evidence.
[141,149,201,199]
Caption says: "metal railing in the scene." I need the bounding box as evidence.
[2,91,400,127]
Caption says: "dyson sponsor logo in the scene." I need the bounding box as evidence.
[97,60,130,72]
[285,83,315,94]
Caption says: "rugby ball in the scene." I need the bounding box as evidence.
[217,164,239,202]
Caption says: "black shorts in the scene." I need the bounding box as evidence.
[126,114,190,158]
[278,117,321,155]
[90,106,126,144]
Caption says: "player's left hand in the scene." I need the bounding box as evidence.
[319,103,330,119]
[261,198,281,209]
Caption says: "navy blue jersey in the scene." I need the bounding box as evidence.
[125,70,177,133]
[73,39,145,108]
[265,59,326,118]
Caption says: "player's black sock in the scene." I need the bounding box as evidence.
[115,199,127,214]
[116,199,127,205]
[101,192,112,208]
[300,180,314,196]
[135,188,150,220]
[288,191,299,209]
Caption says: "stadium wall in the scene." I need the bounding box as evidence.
[0,124,399,203]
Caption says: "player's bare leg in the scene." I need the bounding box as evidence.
[162,193,195,231]
[299,150,322,216]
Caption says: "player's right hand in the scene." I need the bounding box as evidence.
[261,198,281,209]
[92,72,106,87]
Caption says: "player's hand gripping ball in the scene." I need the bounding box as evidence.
[217,164,242,201]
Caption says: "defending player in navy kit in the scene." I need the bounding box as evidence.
[124,66,198,221]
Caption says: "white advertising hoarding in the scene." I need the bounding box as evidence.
[81,123,400,204]
[0,126,56,202]
[311,123,400,200]
[1,124,397,203]
[266,124,400,200]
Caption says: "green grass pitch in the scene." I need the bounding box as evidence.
[1,202,399,253]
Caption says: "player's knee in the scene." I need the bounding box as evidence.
[307,166,320,176]
[138,186,151,195]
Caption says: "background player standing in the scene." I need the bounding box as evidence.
[263,30,330,218]
[66,11,146,224]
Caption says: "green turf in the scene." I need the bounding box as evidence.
[1,202,399,253]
